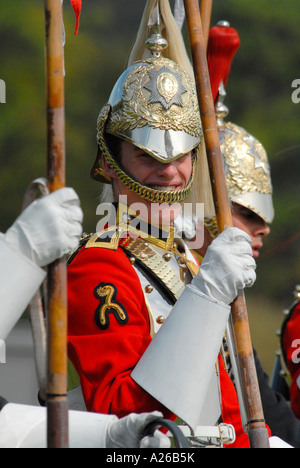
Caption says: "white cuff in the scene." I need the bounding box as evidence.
[0,403,118,448]
[132,284,230,430]
[0,237,46,340]
[186,283,231,310]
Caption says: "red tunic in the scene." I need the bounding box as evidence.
[67,240,269,447]
[282,301,300,419]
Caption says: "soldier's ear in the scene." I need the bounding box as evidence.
[102,153,118,181]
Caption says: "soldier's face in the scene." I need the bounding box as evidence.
[232,203,271,258]
[103,141,193,225]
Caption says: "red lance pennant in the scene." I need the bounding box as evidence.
[70,0,82,35]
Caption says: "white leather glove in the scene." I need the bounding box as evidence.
[106,412,171,448]
[192,227,256,305]
[4,188,83,267]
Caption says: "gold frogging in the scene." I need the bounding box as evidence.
[94,283,128,330]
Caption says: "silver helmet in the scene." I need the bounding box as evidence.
[217,86,274,224]
[90,0,203,205]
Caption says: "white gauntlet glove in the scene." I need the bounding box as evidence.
[5,188,83,267]
[192,227,256,305]
[106,412,170,448]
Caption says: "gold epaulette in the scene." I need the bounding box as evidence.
[85,227,123,251]
[67,228,125,265]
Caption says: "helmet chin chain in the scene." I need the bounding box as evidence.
[98,128,196,205]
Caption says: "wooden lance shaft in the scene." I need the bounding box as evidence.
[200,0,213,48]
[44,0,69,448]
[183,0,270,448]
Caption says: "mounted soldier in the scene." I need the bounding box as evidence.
[66,0,264,448]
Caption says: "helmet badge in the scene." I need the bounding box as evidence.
[144,66,187,110]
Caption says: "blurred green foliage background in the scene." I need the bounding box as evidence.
[1,0,300,374]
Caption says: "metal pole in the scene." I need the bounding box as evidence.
[183,0,270,448]
[200,0,213,48]
[44,0,69,448]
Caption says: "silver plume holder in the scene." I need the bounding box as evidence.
[145,1,168,57]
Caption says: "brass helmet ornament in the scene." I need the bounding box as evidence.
[217,88,274,224]
[208,21,274,225]
[90,1,203,205]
